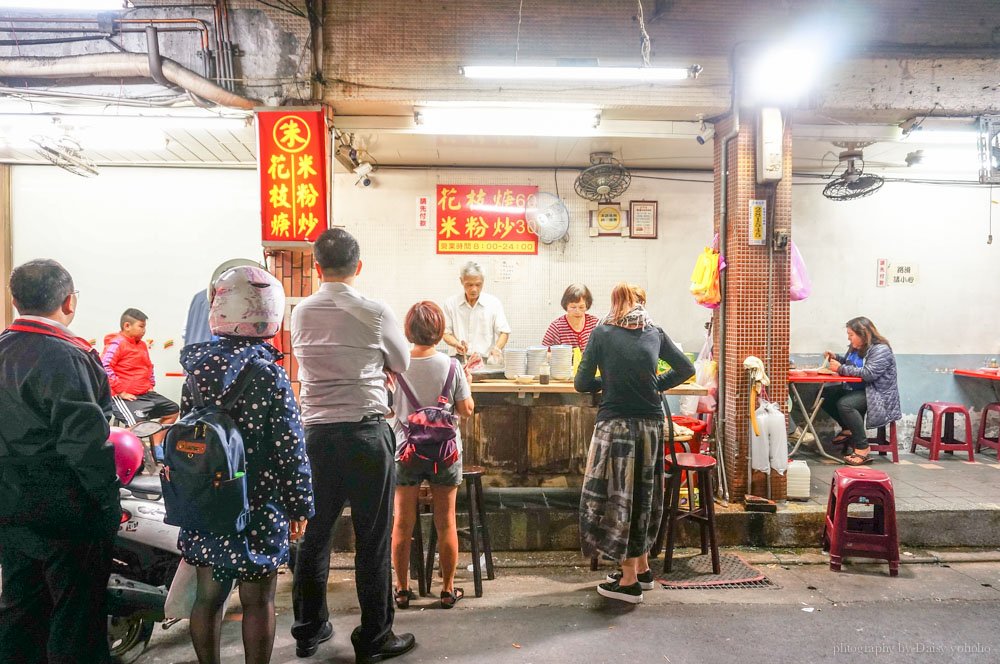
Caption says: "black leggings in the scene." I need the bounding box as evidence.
[189,567,278,664]
[821,386,869,450]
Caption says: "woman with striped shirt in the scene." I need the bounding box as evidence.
[542,283,599,350]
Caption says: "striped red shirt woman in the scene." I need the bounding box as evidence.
[542,284,599,350]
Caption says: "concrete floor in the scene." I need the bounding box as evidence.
[140,550,1000,664]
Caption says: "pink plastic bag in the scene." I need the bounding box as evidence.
[789,240,812,302]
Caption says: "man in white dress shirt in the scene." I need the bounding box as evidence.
[441,261,511,363]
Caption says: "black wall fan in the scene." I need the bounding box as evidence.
[574,152,631,202]
[823,143,883,201]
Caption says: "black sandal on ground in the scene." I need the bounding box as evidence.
[440,587,464,609]
[844,453,872,466]
[831,431,853,445]
[394,588,415,609]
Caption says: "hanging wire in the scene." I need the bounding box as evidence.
[514,0,524,65]
[989,184,995,245]
[636,0,652,67]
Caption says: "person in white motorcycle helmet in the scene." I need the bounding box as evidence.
[177,264,314,664]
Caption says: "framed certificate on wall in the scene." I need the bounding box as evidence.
[590,203,627,236]
[629,200,658,239]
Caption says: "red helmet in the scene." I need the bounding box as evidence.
[109,427,144,484]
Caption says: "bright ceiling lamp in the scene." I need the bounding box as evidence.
[904,147,979,172]
[0,1,126,8]
[413,103,600,137]
[903,128,979,146]
[746,17,843,105]
[460,64,699,82]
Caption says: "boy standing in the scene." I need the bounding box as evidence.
[101,308,178,461]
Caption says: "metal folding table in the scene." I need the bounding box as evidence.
[788,372,863,463]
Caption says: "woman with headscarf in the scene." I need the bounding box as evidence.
[177,265,314,664]
[574,283,694,603]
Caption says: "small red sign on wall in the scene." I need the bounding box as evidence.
[257,109,329,244]
[435,184,539,255]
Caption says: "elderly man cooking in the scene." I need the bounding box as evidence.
[441,261,511,365]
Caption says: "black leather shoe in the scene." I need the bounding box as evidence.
[352,628,416,664]
[295,621,334,658]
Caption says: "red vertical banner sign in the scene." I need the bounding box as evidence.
[257,109,329,244]
[436,184,539,255]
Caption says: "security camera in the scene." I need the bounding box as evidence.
[356,175,373,188]
[696,122,715,145]
[353,161,373,177]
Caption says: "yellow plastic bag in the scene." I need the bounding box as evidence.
[690,247,720,306]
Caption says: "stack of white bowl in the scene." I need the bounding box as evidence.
[549,345,574,380]
[526,346,548,377]
[503,348,527,379]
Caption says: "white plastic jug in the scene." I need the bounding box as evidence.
[786,459,811,500]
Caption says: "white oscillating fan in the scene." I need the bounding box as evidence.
[526,192,570,244]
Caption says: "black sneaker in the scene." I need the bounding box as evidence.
[605,569,655,590]
[596,580,644,604]
[296,621,334,658]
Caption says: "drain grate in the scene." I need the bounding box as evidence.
[657,553,777,590]
[661,577,777,590]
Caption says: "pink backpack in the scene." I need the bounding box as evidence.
[396,360,460,473]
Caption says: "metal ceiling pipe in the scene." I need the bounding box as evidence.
[145,26,170,88]
[0,53,258,110]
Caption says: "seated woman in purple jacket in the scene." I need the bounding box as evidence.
[823,317,902,466]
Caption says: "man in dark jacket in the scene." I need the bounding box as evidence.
[0,259,120,664]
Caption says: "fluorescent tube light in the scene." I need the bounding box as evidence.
[461,65,696,82]
[413,103,600,137]
[0,1,126,8]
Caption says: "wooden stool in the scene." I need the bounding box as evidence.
[867,422,899,463]
[821,467,899,576]
[425,466,495,597]
[409,483,433,596]
[909,401,975,461]
[652,451,721,575]
[975,403,1000,456]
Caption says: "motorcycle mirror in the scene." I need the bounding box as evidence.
[130,421,166,439]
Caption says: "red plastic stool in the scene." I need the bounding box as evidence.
[975,403,1000,456]
[909,401,975,461]
[821,467,899,576]
[867,421,899,463]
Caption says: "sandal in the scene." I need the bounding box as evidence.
[831,431,853,445]
[440,587,464,609]
[844,453,872,466]
[394,588,414,609]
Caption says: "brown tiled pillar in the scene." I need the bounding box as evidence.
[712,114,793,502]
[266,249,317,398]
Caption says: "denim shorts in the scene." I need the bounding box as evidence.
[395,459,463,487]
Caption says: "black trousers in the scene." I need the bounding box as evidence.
[291,417,396,652]
[0,534,114,664]
[821,385,869,449]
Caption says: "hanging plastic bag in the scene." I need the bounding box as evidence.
[689,247,715,300]
[764,401,789,475]
[789,240,812,302]
[750,403,771,472]
[694,333,717,414]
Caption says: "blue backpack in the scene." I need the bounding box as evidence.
[160,360,267,534]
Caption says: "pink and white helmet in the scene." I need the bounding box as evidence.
[209,265,285,338]
[109,427,144,485]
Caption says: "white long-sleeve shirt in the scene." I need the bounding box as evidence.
[291,282,409,425]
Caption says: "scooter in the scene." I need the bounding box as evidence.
[107,424,182,664]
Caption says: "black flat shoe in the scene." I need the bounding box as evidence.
[352,629,416,664]
[394,587,415,609]
[295,621,334,658]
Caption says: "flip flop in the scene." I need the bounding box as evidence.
[831,431,853,445]
[394,588,414,609]
[844,453,872,466]
[440,587,464,609]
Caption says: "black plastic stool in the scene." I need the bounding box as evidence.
[425,466,495,597]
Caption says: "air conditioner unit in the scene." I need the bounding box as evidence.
[757,107,783,184]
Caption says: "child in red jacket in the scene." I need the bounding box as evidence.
[101,308,179,463]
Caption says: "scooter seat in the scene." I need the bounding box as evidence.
[127,474,163,499]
